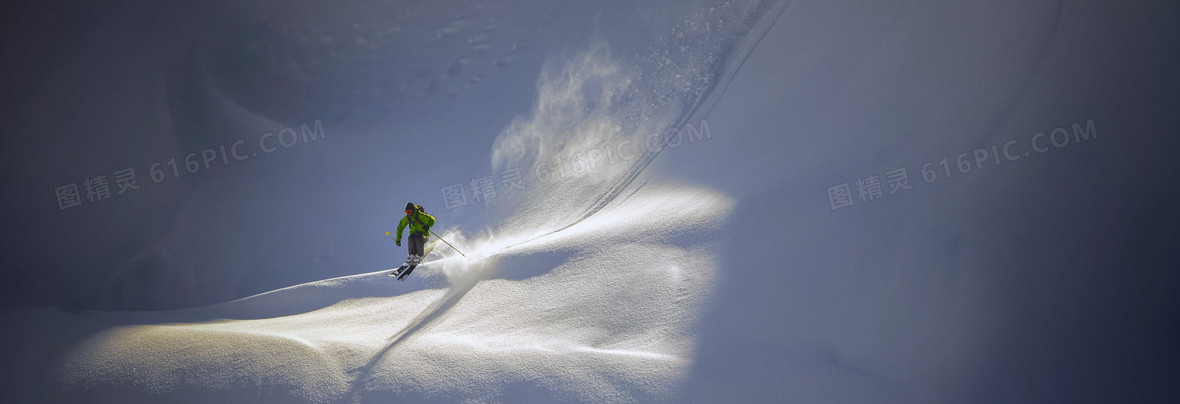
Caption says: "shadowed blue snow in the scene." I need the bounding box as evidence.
[2,0,1179,403]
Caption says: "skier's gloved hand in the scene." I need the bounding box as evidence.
[395,241,401,246]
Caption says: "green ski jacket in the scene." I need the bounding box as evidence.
[396,209,435,242]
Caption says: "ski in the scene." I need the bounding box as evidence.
[389,256,415,278]
[387,239,436,281]
[396,263,418,281]
[389,264,409,278]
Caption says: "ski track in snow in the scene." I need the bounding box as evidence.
[53,183,733,403]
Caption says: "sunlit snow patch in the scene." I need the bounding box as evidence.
[60,183,731,402]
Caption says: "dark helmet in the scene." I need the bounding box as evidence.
[405,202,416,214]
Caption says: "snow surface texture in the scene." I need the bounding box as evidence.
[4,0,1180,403]
[53,183,731,403]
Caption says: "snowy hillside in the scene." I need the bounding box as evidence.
[3,0,1179,403]
[29,183,728,403]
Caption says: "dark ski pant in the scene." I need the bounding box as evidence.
[407,233,426,257]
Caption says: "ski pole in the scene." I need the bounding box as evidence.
[429,230,467,257]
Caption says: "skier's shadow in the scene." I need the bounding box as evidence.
[344,267,489,400]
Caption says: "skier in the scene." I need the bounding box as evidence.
[395,202,435,265]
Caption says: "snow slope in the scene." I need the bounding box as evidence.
[4,1,771,400]
[13,182,728,403]
[3,0,1179,403]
